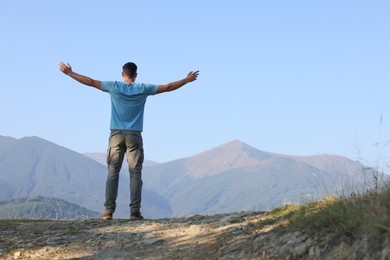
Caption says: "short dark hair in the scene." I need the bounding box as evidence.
[122,62,137,77]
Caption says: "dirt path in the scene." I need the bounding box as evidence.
[0,211,381,259]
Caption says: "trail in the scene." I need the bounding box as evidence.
[0,211,383,259]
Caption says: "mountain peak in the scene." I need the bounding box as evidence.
[218,139,250,149]
[184,140,271,177]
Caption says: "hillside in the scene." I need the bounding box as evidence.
[1,135,383,219]
[142,140,382,216]
[1,187,390,259]
[0,196,99,219]
[0,135,172,219]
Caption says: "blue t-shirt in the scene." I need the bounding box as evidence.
[101,81,158,131]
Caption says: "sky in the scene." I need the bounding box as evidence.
[0,1,389,172]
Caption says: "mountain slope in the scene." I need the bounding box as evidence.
[0,136,104,202]
[0,196,99,219]
[0,135,172,218]
[142,140,379,216]
[0,135,381,219]
[181,140,272,177]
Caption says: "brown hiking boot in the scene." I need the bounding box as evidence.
[130,212,144,221]
[100,213,113,220]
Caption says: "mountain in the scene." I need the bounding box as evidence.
[0,135,172,219]
[179,139,272,177]
[141,140,383,216]
[0,196,99,219]
[83,153,159,167]
[0,135,383,219]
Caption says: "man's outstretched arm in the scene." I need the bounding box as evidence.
[157,71,199,94]
[59,62,102,90]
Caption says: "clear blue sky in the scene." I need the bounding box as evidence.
[1,1,389,171]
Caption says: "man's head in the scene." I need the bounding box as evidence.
[122,62,138,82]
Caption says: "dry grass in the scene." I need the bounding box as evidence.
[267,183,390,252]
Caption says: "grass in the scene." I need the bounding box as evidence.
[287,196,368,232]
[0,219,51,227]
[265,183,390,246]
[248,184,390,258]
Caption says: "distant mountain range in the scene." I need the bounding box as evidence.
[0,135,171,219]
[0,135,384,219]
[140,140,383,216]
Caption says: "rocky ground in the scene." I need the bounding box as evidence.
[0,211,387,260]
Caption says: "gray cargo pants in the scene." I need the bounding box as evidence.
[104,130,144,214]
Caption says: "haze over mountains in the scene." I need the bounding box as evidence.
[0,135,383,219]
[0,135,171,218]
[141,140,380,216]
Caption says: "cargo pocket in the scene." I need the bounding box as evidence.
[106,147,112,164]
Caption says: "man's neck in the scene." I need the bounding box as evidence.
[123,75,135,83]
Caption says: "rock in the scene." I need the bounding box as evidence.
[294,243,308,257]
[0,211,386,259]
[143,238,163,245]
[228,239,248,252]
[13,251,21,258]
[220,214,242,224]
[308,245,321,258]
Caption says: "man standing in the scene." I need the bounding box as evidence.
[59,61,199,220]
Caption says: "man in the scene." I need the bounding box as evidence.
[59,61,199,220]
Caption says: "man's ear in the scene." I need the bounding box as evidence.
[122,71,125,77]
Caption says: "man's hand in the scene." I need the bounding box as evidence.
[156,70,200,94]
[59,62,72,75]
[58,61,102,90]
[186,71,199,83]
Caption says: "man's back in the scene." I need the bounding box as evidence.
[101,81,158,131]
